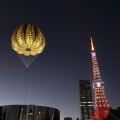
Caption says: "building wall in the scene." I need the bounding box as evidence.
[0,105,60,120]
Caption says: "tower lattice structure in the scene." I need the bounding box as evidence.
[90,36,109,120]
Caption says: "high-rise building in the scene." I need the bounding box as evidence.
[90,36,110,119]
[79,80,94,120]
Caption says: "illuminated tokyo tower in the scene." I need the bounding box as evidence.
[90,36,110,120]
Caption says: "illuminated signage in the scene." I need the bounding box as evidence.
[91,52,96,57]
[93,82,104,88]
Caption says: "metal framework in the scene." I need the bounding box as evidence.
[90,36,109,120]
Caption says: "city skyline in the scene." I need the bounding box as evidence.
[0,1,120,120]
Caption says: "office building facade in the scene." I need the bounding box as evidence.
[79,80,94,120]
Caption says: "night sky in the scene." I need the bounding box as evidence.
[0,0,120,120]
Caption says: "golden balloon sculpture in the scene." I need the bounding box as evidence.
[11,24,46,68]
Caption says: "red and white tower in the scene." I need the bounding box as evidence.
[90,36,109,120]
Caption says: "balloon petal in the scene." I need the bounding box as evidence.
[17,25,25,46]
[25,24,35,48]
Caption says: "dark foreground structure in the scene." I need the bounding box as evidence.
[64,117,72,120]
[106,107,120,120]
[0,105,60,120]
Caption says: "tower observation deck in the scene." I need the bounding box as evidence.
[90,36,110,120]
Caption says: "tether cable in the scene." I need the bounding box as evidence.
[25,68,28,104]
